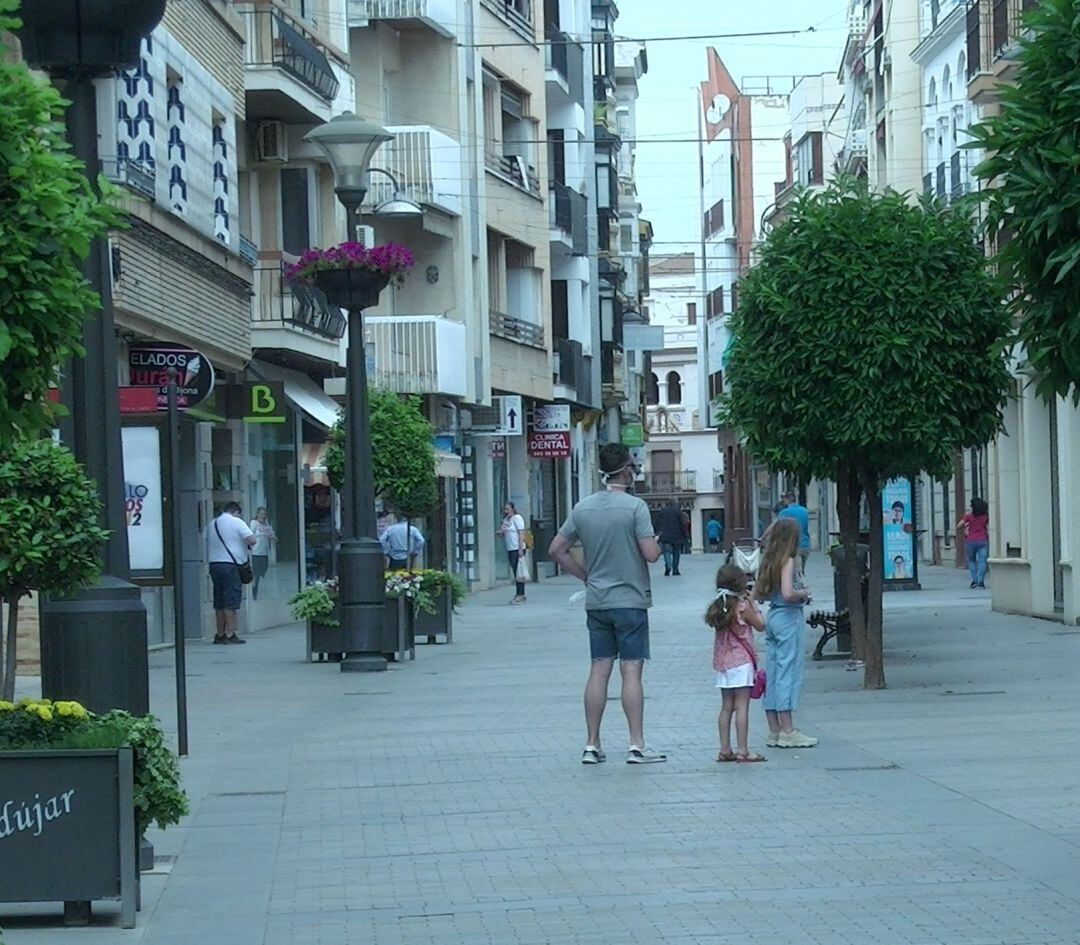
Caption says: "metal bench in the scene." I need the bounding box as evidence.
[809,608,853,660]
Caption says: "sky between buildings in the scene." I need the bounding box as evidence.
[616,0,848,252]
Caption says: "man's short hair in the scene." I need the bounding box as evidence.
[598,442,631,475]
[224,501,242,515]
[892,501,904,510]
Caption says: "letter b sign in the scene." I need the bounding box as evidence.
[243,382,285,424]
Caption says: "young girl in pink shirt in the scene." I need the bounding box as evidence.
[706,564,766,762]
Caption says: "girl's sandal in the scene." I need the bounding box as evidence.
[735,752,767,763]
[716,751,737,762]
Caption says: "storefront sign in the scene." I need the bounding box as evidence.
[239,382,286,424]
[127,345,214,411]
[531,404,570,432]
[528,430,571,458]
[489,438,506,460]
[120,426,164,574]
[882,478,916,582]
[621,421,645,447]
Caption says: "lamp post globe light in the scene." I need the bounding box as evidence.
[17,0,166,714]
[304,114,420,672]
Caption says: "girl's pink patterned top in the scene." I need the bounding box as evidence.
[713,598,759,672]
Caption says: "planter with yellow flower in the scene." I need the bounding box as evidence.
[0,699,187,928]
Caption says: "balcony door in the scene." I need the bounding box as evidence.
[651,449,675,494]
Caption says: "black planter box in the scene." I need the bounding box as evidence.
[306,598,412,662]
[414,588,454,644]
[0,748,138,927]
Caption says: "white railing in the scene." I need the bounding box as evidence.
[346,0,457,38]
[365,315,467,397]
[362,126,463,217]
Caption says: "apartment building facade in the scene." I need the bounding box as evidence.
[964,0,1080,624]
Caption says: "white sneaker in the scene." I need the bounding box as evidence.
[765,731,781,748]
[581,745,606,764]
[627,746,667,764]
[778,730,818,749]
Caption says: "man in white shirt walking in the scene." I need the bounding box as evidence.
[207,502,256,644]
[380,519,425,570]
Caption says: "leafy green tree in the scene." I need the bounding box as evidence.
[721,180,1012,688]
[0,1,122,448]
[966,0,1080,402]
[0,439,110,699]
[325,389,439,534]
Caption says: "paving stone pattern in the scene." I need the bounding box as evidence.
[5,553,1080,944]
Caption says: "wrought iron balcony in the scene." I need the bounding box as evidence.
[239,235,259,267]
[253,266,346,341]
[365,315,467,396]
[490,310,545,349]
[545,30,585,105]
[554,337,589,402]
[102,157,155,200]
[637,472,698,495]
[550,182,588,255]
[241,5,340,103]
[347,0,457,37]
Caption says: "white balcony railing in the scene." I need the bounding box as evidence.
[364,315,467,397]
[346,0,457,38]
[362,126,463,217]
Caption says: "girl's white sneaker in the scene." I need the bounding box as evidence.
[765,731,781,747]
[778,730,818,749]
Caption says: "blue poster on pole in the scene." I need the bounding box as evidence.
[882,478,916,582]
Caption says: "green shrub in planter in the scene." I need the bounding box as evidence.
[0,699,187,836]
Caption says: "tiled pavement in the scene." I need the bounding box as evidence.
[5,552,1080,944]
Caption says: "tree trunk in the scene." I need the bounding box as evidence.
[835,463,866,662]
[860,468,887,689]
[2,595,19,702]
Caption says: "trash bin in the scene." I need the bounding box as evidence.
[828,543,869,653]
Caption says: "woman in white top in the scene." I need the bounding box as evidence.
[497,502,527,604]
[248,507,275,600]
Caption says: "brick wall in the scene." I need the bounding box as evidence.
[163,0,246,119]
[113,217,253,366]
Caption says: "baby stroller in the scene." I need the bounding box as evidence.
[728,538,763,589]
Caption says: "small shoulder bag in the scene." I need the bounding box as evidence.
[215,519,254,584]
[732,633,767,700]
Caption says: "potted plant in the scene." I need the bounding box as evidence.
[0,439,110,701]
[289,579,342,662]
[0,698,187,928]
[413,569,467,644]
[285,241,413,310]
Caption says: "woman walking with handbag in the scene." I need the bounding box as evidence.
[706,563,766,762]
[755,518,817,748]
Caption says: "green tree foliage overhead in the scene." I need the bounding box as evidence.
[0,438,111,699]
[324,390,439,519]
[966,0,1080,402]
[0,1,122,449]
[721,180,1012,687]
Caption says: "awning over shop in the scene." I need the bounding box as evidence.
[435,449,463,480]
[251,361,341,430]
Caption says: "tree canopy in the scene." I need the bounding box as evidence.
[325,390,439,520]
[721,179,1012,687]
[966,0,1080,403]
[0,0,122,449]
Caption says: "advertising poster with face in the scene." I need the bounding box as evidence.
[882,478,915,581]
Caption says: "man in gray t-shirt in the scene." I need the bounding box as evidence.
[549,443,666,765]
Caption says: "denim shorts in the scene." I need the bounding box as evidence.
[210,561,242,611]
[586,608,650,661]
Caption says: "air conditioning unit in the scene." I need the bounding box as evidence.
[356,224,375,247]
[255,121,287,163]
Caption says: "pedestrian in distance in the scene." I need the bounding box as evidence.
[957,497,990,589]
[207,501,256,644]
[381,519,425,571]
[774,490,811,573]
[654,499,685,576]
[754,518,818,749]
[707,563,766,763]
[497,502,528,604]
[706,515,723,553]
[548,443,667,765]
[248,506,275,601]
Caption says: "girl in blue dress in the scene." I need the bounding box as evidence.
[754,518,818,749]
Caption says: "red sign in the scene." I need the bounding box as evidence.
[528,431,571,458]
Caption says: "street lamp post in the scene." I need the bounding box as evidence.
[304,113,420,672]
[18,1,166,714]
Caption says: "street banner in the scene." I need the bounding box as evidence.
[882,478,916,582]
[121,426,164,575]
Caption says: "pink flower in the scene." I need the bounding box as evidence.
[284,242,414,284]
